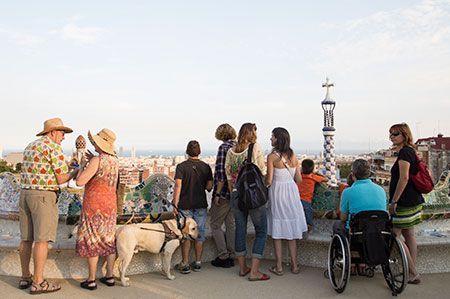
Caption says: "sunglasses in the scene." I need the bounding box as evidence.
[390,132,401,137]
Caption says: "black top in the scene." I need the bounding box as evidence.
[175,159,213,210]
[389,146,424,207]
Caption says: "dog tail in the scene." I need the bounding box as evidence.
[124,212,135,225]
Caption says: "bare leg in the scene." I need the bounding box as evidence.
[33,241,49,284]
[105,253,116,278]
[237,256,249,275]
[194,240,203,262]
[87,256,99,281]
[393,228,417,277]
[250,258,265,278]
[273,239,283,272]
[287,240,299,272]
[19,240,33,278]
[402,228,418,276]
[181,240,191,264]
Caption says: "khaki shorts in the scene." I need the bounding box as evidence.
[19,189,59,242]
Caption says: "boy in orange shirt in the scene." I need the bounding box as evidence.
[298,159,328,228]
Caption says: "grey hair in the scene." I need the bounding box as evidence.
[351,159,371,180]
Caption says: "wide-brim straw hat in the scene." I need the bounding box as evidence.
[36,118,73,136]
[88,128,116,155]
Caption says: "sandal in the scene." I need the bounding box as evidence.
[291,264,300,275]
[99,276,115,287]
[269,266,284,276]
[239,268,251,277]
[248,273,270,281]
[408,274,421,284]
[18,275,33,289]
[30,280,61,295]
[80,279,97,290]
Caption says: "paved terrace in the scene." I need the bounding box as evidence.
[1,261,450,299]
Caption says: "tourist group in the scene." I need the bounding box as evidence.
[17,118,423,294]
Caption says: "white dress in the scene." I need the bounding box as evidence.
[267,167,308,240]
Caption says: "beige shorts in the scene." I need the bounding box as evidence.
[19,189,59,242]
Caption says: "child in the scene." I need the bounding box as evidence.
[298,159,328,228]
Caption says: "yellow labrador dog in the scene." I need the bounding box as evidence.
[115,218,198,286]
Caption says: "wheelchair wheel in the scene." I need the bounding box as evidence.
[327,234,351,293]
[382,235,408,296]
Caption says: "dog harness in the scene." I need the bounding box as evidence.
[140,222,182,253]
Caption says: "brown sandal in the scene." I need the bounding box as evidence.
[30,280,61,295]
[18,276,33,289]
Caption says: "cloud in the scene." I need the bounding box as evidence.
[59,23,104,45]
[312,0,450,73]
[0,28,43,46]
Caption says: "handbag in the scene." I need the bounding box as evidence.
[410,154,434,194]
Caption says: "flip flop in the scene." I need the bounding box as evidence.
[269,266,284,276]
[239,268,251,277]
[248,273,270,281]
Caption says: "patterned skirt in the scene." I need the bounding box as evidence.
[76,209,117,257]
[392,204,423,229]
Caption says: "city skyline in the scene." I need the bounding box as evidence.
[0,1,449,153]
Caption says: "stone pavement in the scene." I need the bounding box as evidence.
[1,260,450,299]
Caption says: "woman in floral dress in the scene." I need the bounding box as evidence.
[75,128,119,290]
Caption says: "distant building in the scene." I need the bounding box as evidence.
[5,152,23,168]
[119,167,140,186]
[0,144,3,159]
[118,146,124,157]
[416,134,450,182]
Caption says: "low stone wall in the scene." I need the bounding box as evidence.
[1,217,449,278]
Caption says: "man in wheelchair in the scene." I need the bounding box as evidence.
[328,159,409,295]
[333,159,388,274]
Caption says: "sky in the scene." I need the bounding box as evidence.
[0,0,449,154]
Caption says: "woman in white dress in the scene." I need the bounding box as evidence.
[266,127,307,275]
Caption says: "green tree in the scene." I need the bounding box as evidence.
[339,163,352,180]
[0,160,17,173]
[15,162,22,172]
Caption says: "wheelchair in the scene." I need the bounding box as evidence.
[326,210,408,296]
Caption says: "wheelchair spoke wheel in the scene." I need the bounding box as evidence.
[327,234,350,293]
[382,236,408,295]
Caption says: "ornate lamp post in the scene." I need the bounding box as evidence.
[321,77,337,186]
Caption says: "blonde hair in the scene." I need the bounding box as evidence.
[390,123,416,149]
[235,123,257,153]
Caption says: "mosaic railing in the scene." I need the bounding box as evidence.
[1,170,449,222]
[0,172,173,224]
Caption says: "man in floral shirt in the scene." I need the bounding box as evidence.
[19,118,78,294]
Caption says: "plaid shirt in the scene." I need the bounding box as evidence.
[213,139,236,200]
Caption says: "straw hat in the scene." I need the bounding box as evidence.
[88,128,116,155]
[36,118,73,136]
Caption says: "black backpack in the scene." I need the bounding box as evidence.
[235,143,268,211]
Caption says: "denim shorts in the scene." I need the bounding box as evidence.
[179,208,207,241]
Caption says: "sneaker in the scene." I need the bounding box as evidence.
[211,257,231,268]
[190,261,202,272]
[175,263,191,274]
